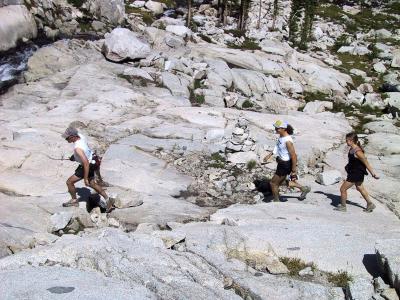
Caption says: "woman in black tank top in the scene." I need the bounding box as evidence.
[335,132,379,213]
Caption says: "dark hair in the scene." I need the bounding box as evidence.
[286,124,294,135]
[345,132,364,152]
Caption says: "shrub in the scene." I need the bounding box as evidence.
[242,100,254,109]
[247,160,257,171]
[327,270,353,288]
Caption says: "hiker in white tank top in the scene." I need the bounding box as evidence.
[273,135,294,161]
[263,120,311,202]
[61,127,114,212]
[73,134,93,165]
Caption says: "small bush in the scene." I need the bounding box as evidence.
[280,257,310,276]
[327,270,352,288]
[242,100,254,109]
[227,37,261,51]
[67,0,84,8]
[209,152,226,169]
[303,91,331,103]
[198,34,213,43]
[247,160,257,171]
[225,29,245,38]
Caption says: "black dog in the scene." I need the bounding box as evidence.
[253,178,272,199]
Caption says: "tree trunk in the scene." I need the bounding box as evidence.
[223,0,228,25]
[257,0,262,29]
[186,0,192,28]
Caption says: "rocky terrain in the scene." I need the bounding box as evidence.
[0,0,400,299]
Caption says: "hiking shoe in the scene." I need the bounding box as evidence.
[105,197,115,213]
[62,199,79,207]
[363,203,376,213]
[334,205,347,212]
[299,186,311,200]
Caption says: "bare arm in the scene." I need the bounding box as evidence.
[75,148,90,185]
[286,141,297,174]
[355,150,379,179]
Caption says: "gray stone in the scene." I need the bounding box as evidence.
[0,5,37,52]
[102,28,152,62]
[145,0,163,14]
[49,211,73,232]
[316,170,342,186]
[166,25,192,37]
[303,101,333,114]
[374,62,387,74]
[299,266,314,276]
[392,50,400,68]
[0,266,156,299]
[86,0,125,25]
[376,239,400,295]
[381,288,399,300]
[161,72,190,97]
[348,276,375,300]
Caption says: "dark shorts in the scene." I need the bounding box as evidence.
[275,159,292,177]
[346,170,365,183]
[74,164,96,180]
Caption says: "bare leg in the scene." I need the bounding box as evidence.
[339,180,354,207]
[270,174,286,202]
[66,175,81,201]
[89,179,108,200]
[355,183,375,212]
[288,180,303,190]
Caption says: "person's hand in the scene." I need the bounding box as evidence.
[262,152,271,164]
[84,178,90,186]
[372,173,379,179]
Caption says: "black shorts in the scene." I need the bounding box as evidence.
[346,170,365,183]
[74,164,96,180]
[275,159,292,177]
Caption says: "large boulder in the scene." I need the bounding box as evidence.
[102,28,152,62]
[86,0,125,25]
[376,239,400,295]
[0,5,37,52]
[145,0,163,14]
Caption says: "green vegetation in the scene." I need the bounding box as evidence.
[125,6,155,25]
[198,34,213,43]
[242,100,254,108]
[225,29,246,38]
[189,90,205,106]
[67,0,85,8]
[384,1,400,14]
[193,79,202,90]
[209,152,226,168]
[280,257,316,277]
[303,91,331,103]
[332,102,384,133]
[327,270,352,288]
[316,2,398,34]
[246,160,257,171]
[227,38,261,51]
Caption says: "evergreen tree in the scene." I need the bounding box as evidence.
[272,0,279,30]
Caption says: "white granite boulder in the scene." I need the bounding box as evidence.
[0,5,37,52]
[166,25,192,37]
[316,170,342,186]
[303,101,333,114]
[102,28,152,62]
[86,0,125,25]
[145,0,163,14]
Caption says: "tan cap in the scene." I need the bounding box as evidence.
[61,127,79,139]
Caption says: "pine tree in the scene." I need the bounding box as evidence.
[272,0,279,30]
[186,0,192,27]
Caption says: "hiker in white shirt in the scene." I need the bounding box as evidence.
[264,120,311,202]
[62,127,114,212]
